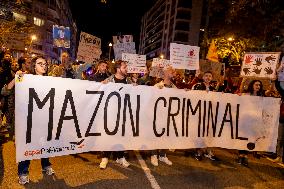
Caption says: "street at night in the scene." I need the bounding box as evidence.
[1,0,284,188]
[0,142,283,189]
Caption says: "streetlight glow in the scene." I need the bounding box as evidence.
[160,54,164,59]
[31,35,37,41]
[227,37,234,41]
[109,43,112,47]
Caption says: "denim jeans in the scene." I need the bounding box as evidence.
[18,158,51,176]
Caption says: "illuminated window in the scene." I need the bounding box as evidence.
[13,12,26,22]
[33,17,45,26]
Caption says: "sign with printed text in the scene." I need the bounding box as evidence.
[53,25,71,48]
[240,52,281,79]
[15,75,280,162]
[113,35,133,44]
[150,58,171,78]
[113,42,136,60]
[170,43,200,70]
[122,53,146,73]
[77,32,102,63]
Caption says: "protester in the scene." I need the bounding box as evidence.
[150,66,175,166]
[100,60,131,169]
[1,57,20,140]
[49,52,76,78]
[192,71,217,161]
[237,80,265,166]
[88,60,110,82]
[13,56,55,185]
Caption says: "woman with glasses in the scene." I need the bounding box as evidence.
[3,56,55,185]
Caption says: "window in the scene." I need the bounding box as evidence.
[46,32,52,43]
[178,0,192,8]
[34,6,46,16]
[13,12,26,22]
[34,17,45,26]
[176,10,191,20]
[174,32,188,42]
[32,44,43,51]
[175,21,190,31]
[48,0,56,10]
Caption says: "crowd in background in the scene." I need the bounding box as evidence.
[0,50,283,185]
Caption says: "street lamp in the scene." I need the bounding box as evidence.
[31,35,37,41]
[28,35,37,55]
[160,54,164,59]
[227,37,234,41]
[108,42,112,60]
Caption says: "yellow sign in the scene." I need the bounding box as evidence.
[206,40,219,62]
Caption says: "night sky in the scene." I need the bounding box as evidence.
[69,0,155,56]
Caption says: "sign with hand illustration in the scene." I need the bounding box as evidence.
[240,52,281,79]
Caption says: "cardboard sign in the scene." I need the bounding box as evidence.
[170,43,200,70]
[122,53,146,73]
[150,58,171,78]
[113,42,136,60]
[77,32,102,63]
[113,35,133,44]
[240,52,281,79]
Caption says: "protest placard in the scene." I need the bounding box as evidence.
[170,43,200,70]
[149,58,171,78]
[113,42,136,60]
[113,35,133,44]
[122,53,146,73]
[240,52,281,79]
[77,32,102,63]
[53,25,71,48]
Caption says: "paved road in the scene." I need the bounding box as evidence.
[0,141,283,189]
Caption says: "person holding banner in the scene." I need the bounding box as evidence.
[15,56,55,185]
[237,79,265,166]
[100,60,131,169]
[192,71,217,161]
[150,66,176,166]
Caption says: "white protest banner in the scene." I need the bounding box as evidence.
[278,57,284,81]
[122,53,146,73]
[150,58,171,78]
[170,43,200,70]
[77,32,102,63]
[113,42,136,60]
[113,35,133,44]
[16,75,280,162]
[240,52,281,79]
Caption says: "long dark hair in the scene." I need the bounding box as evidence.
[29,56,48,76]
[247,80,264,96]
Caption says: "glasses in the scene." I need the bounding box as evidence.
[36,62,48,67]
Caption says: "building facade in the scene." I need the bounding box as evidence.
[0,0,77,63]
[139,0,203,59]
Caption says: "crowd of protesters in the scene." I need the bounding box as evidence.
[0,49,283,185]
